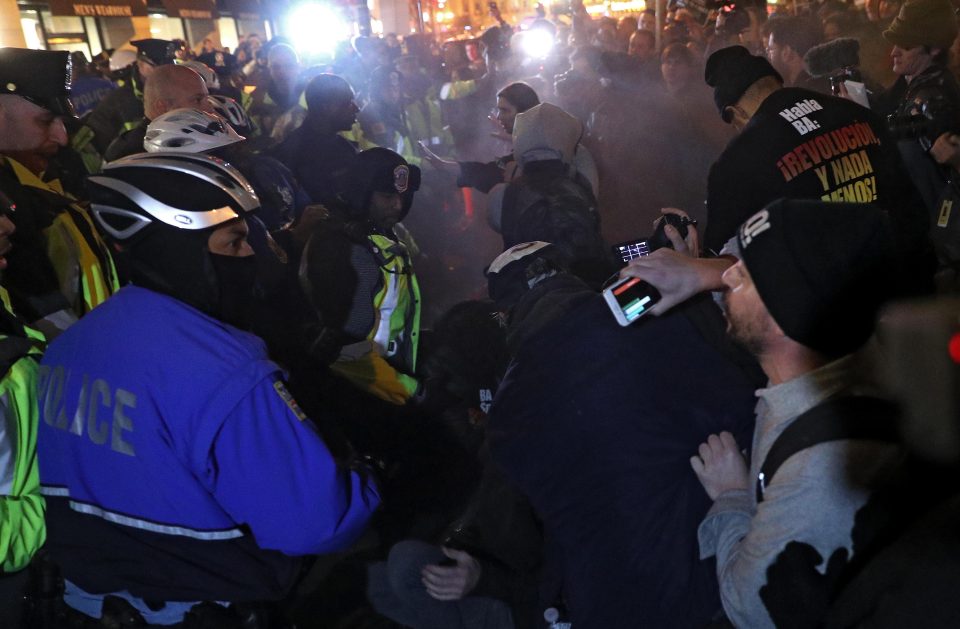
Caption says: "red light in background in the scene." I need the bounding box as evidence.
[949,332,960,364]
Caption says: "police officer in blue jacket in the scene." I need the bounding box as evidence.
[36,152,381,626]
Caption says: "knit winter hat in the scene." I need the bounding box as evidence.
[737,199,897,357]
[883,0,959,49]
[704,45,783,122]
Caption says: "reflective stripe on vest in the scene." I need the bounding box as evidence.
[367,233,421,375]
[5,158,119,314]
[0,287,46,571]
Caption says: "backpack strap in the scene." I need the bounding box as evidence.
[756,396,900,503]
[499,179,523,245]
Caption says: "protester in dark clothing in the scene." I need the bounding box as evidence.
[246,43,305,142]
[661,43,733,207]
[197,38,237,80]
[702,45,928,261]
[627,29,664,85]
[485,242,759,629]
[421,82,539,194]
[765,15,832,93]
[368,300,542,629]
[358,65,414,157]
[368,465,540,629]
[272,73,359,206]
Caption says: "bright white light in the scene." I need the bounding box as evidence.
[285,3,351,57]
[521,28,554,59]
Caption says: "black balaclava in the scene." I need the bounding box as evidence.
[128,223,256,329]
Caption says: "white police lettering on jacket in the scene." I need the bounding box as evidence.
[37,365,136,456]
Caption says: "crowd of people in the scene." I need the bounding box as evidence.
[0,0,960,626]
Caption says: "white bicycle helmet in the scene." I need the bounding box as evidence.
[88,152,261,319]
[109,49,137,72]
[206,94,252,136]
[178,59,220,90]
[144,108,244,154]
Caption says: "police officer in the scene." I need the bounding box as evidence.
[0,193,47,627]
[37,152,380,626]
[79,39,178,159]
[359,66,419,164]
[245,43,305,143]
[0,48,119,336]
[272,73,361,207]
[299,148,423,405]
[104,64,217,162]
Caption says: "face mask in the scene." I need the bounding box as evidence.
[209,253,257,329]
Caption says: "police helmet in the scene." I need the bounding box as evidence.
[341,147,421,222]
[206,95,253,137]
[108,49,137,73]
[178,59,220,90]
[485,241,567,312]
[88,152,260,320]
[143,108,244,154]
[89,152,258,243]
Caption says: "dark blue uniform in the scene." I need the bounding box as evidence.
[38,286,379,622]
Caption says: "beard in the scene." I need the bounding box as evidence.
[724,293,769,357]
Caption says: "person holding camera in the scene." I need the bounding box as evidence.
[874,0,960,214]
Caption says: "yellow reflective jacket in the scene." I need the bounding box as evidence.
[1,157,119,318]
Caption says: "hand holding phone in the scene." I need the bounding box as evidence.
[603,276,661,326]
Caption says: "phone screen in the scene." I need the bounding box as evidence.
[608,277,661,324]
[613,240,650,264]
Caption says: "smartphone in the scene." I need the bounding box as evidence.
[603,276,661,326]
[612,239,650,265]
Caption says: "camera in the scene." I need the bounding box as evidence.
[612,239,651,264]
[650,213,696,251]
[611,214,696,268]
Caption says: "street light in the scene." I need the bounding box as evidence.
[284,2,353,57]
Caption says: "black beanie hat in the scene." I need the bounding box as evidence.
[705,45,782,122]
[737,199,897,357]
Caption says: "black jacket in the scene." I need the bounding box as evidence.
[104,118,148,162]
[488,275,759,629]
[705,87,928,260]
[271,120,359,206]
[84,75,144,155]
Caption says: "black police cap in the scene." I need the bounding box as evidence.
[0,48,75,117]
[131,38,178,66]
